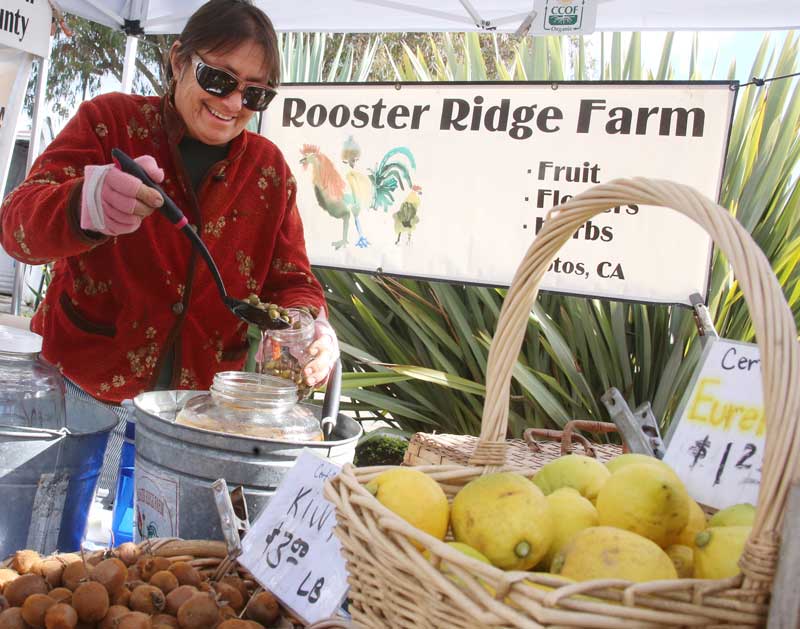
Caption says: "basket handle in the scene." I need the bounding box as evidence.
[470,178,799,580]
[524,420,623,458]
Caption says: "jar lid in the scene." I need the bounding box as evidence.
[0,324,42,354]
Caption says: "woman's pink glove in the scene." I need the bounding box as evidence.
[303,315,340,387]
[80,155,165,236]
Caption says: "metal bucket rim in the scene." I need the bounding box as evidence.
[66,397,119,435]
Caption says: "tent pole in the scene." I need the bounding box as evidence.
[121,35,139,93]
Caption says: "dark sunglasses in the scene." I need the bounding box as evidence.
[192,55,277,112]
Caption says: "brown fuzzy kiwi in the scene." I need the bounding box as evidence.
[4,573,49,607]
[148,571,178,595]
[91,559,128,597]
[116,612,152,629]
[10,550,41,575]
[61,562,89,592]
[218,577,248,606]
[0,607,28,629]
[150,615,177,628]
[112,587,131,607]
[125,580,146,592]
[57,555,81,567]
[43,603,78,629]
[47,589,71,606]
[136,558,170,583]
[196,582,212,593]
[32,559,64,589]
[129,585,165,615]
[97,604,130,629]
[164,585,196,616]
[115,544,140,568]
[176,592,220,629]
[212,584,243,614]
[244,591,279,626]
[21,592,56,627]
[166,564,201,590]
[71,581,110,623]
[218,605,236,621]
[125,566,141,584]
[0,570,19,594]
[217,621,263,629]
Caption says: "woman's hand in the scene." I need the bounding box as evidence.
[303,316,340,387]
[80,155,165,236]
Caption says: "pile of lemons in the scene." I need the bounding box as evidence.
[365,454,755,584]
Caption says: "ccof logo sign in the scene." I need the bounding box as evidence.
[545,0,584,30]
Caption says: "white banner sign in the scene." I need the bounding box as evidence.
[663,339,763,510]
[263,82,734,305]
[0,0,50,58]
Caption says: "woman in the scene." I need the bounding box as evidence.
[0,0,338,405]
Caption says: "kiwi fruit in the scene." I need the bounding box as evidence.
[21,592,56,627]
[115,544,140,568]
[0,570,19,594]
[166,564,201,589]
[43,603,78,629]
[112,587,131,607]
[245,592,279,626]
[116,611,152,629]
[97,604,129,629]
[164,586,196,616]
[176,592,219,629]
[212,583,243,613]
[125,567,141,583]
[217,621,264,629]
[129,585,165,615]
[136,558,170,583]
[150,615,177,628]
[10,551,41,576]
[32,559,64,589]
[61,562,89,592]
[4,573,48,607]
[91,558,128,597]
[72,581,110,622]
[47,589,71,606]
[0,607,28,629]
[148,571,178,595]
[218,577,248,606]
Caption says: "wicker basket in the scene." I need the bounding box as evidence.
[325,178,799,628]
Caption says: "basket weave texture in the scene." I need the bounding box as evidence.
[324,178,800,628]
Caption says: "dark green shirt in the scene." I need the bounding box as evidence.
[154,137,231,390]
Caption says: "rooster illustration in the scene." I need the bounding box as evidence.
[300,139,416,249]
[393,185,422,245]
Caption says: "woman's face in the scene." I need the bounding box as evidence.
[171,39,270,146]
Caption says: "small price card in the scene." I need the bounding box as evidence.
[238,450,348,625]
[663,339,764,510]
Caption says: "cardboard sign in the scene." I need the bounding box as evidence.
[238,450,348,625]
[533,0,597,35]
[663,339,764,510]
[0,0,51,58]
[263,82,734,305]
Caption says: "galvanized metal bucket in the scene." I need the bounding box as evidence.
[0,397,117,557]
[133,389,362,541]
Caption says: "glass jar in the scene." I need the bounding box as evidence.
[257,308,316,401]
[0,324,66,429]
[175,371,323,441]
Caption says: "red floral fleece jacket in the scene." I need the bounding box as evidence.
[0,92,326,403]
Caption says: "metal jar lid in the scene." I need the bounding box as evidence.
[0,324,42,354]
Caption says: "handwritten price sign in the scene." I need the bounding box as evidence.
[238,450,348,625]
[663,339,764,510]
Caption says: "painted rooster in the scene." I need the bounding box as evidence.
[300,144,369,249]
[393,185,422,245]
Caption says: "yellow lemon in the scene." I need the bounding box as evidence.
[596,463,689,547]
[694,526,751,580]
[365,468,449,548]
[551,526,678,582]
[708,503,756,528]
[452,472,553,570]
[605,453,679,478]
[664,544,694,578]
[533,455,611,502]
[423,542,494,595]
[669,497,708,548]
[540,488,598,568]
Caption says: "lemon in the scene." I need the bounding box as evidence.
[452,472,553,570]
[423,542,494,595]
[605,453,679,478]
[694,526,751,579]
[365,468,449,548]
[665,544,694,578]
[668,497,708,548]
[540,488,598,568]
[533,455,611,502]
[596,463,689,547]
[708,503,756,528]
[551,526,678,582]
[422,541,491,566]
